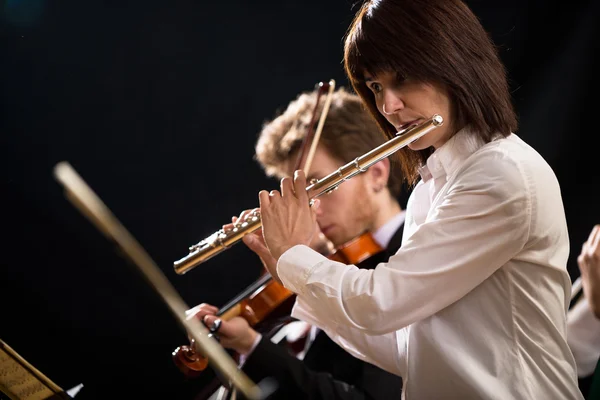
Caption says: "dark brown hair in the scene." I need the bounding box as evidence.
[255,86,403,197]
[344,0,517,185]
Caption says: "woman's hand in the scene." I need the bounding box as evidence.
[258,170,320,261]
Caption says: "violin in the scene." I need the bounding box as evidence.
[171,230,384,377]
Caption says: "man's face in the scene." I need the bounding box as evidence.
[286,145,376,247]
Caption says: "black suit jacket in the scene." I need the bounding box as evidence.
[240,225,405,400]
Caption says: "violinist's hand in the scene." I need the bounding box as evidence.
[578,224,600,319]
[185,303,259,355]
[258,170,320,264]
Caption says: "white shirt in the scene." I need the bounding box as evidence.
[277,129,583,399]
[567,279,600,377]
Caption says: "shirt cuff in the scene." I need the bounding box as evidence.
[277,244,328,295]
[238,333,263,367]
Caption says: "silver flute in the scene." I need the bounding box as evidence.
[174,114,443,275]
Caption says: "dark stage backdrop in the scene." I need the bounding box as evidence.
[1,1,598,399]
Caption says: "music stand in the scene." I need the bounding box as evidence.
[0,339,71,400]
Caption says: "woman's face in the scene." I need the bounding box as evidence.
[365,71,453,150]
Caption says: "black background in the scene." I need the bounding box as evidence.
[1,1,599,399]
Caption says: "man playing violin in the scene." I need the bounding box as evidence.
[190,87,405,399]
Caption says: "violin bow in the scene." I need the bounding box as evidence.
[294,79,336,175]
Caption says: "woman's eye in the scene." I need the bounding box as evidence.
[370,83,382,93]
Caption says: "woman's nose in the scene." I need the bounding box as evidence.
[382,90,404,116]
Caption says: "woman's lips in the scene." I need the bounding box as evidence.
[397,119,421,130]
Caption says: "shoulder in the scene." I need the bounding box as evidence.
[455,133,557,198]
[471,134,556,177]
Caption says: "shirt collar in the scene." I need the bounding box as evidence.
[418,126,486,182]
[373,210,406,248]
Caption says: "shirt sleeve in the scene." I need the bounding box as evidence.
[277,153,531,335]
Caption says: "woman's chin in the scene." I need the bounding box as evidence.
[408,137,430,151]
